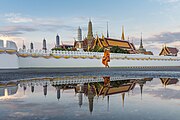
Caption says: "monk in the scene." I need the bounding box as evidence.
[103,76,110,86]
[102,48,110,68]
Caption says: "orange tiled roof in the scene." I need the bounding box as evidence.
[97,37,135,50]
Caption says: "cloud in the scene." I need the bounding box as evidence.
[151,0,180,4]
[0,25,38,36]
[146,87,180,100]
[145,32,180,45]
[5,13,33,23]
[159,0,180,3]
[131,31,180,55]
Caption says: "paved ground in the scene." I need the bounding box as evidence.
[0,67,180,81]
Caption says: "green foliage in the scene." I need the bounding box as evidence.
[110,46,129,54]
[51,47,66,51]
[91,45,104,52]
[51,47,77,51]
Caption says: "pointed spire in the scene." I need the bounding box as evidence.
[107,22,109,38]
[102,33,105,39]
[31,85,34,93]
[30,42,34,50]
[139,32,143,49]
[22,40,26,50]
[87,19,93,40]
[140,84,143,100]
[107,96,110,111]
[56,34,60,48]
[121,26,125,40]
[78,26,82,41]
[43,38,47,50]
[122,93,125,108]
[43,85,47,97]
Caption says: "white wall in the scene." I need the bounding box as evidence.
[0,54,19,69]
[18,57,180,68]
[19,57,104,68]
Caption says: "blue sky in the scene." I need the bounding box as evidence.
[0,0,180,54]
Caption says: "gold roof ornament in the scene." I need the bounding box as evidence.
[102,33,105,39]
[121,26,125,40]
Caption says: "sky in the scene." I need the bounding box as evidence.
[0,0,180,54]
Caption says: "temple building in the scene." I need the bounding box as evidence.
[159,45,179,56]
[137,33,153,55]
[160,78,179,87]
[74,20,95,51]
[42,38,47,50]
[92,35,136,54]
[43,85,48,97]
[52,34,74,50]
[74,27,84,51]
[31,83,34,93]
[30,42,34,50]
[22,41,26,50]
[0,82,18,97]
[74,20,139,53]
[74,20,155,54]
[56,34,60,48]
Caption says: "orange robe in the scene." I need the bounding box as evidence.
[102,50,110,67]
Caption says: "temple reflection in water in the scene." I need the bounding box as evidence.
[0,76,179,113]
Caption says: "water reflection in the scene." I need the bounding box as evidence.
[0,76,179,114]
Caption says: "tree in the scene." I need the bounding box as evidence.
[51,47,66,51]
[91,45,104,52]
[110,46,129,54]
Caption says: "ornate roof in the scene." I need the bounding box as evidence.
[159,46,179,56]
[93,37,135,50]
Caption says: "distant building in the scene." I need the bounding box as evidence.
[22,41,26,50]
[56,34,60,48]
[78,26,82,41]
[137,33,153,55]
[92,35,136,54]
[160,78,179,86]
[74,27,84,51]
[52,34,74,50]
[159,45,179,56]
[74,20,138,53]
[42,38,47,50]
[74,20,95,51]
[30,42,34,50]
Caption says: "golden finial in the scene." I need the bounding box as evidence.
[102,33,105,39]
[121,25,125,40]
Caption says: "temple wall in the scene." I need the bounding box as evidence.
[0,53,19,69]
[0,40,19,69]
[18,49,180,68]
[18,56,180,68]
[19,57,103,68]
[0,45,180,69]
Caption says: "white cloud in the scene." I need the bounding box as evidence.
[5,13,33,23]
[160,0,180,3]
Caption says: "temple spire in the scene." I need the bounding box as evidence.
[78,26,82,41]
[122,93,125,108]
[87,19,93,40]
[140,84,143,100]
[56,34,60,48]
[107,96,110,111]
[107,22,109,38]
[87,19,94,51]
[139,32,143,49]
[22,40,26,49]
[30,42,34,50]
[43,38,47,50]
[121,26,125,40]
